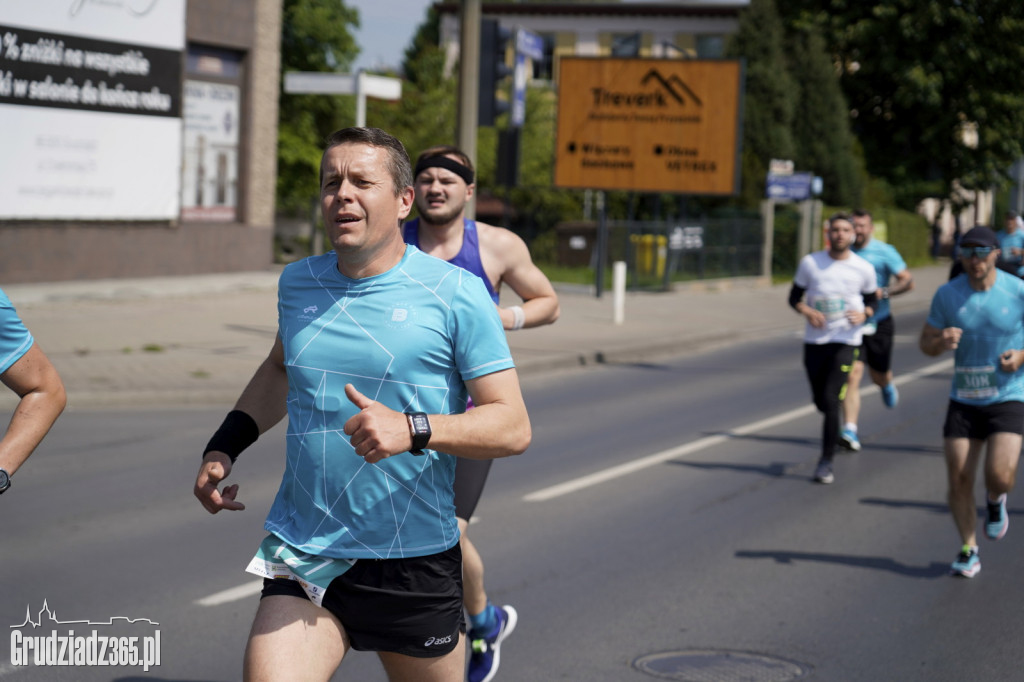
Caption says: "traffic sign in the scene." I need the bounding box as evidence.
[766,172,813,201]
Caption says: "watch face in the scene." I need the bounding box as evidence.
[0,469,9,491]
[411,414,430,433]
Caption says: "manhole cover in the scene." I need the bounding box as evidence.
[633,649,810,681]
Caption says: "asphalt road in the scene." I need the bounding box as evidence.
[5,308,1024,681]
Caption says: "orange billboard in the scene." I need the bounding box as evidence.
[554,57,743,195]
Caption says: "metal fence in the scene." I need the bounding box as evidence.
[607,217,765,290]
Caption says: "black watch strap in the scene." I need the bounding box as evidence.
[406,412,431,455]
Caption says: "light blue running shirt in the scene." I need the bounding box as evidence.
[996,228,1024,276]
[0,287,33,374]
[853,239,907,322]
[265,246,515,559]
[927,270,1024,405]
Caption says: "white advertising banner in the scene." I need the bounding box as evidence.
[0,0,185,220]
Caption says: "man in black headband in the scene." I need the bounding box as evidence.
[404,144,559,682]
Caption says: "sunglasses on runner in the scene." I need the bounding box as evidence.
[960,246,996,259]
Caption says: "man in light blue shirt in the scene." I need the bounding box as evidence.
[194,127,531,680]
[996,210,1024,276]
[840,210,914,451]
[921,226,1024,578]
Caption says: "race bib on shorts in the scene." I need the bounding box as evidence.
[246,534,355,607]
[955,365,998,400]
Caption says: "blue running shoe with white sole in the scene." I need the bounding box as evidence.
[468,605,518,682]
[986,494,1009,540]
[882,383,899,408]
[839,427,861,452]
[950,546,980,578]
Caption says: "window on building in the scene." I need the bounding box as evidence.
[696,35,725,58]
[181,45,243,223]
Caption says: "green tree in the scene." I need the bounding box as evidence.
[726,0,798,208]
[786,23,862,206]
[781,1,1024,211]
[277,0,360,216]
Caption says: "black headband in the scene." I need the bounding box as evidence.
[414,156,474,185]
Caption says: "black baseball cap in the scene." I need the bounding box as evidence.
[960,226,998,248]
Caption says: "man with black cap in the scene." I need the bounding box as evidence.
[921,225,1024,578]
[404,145,559,682]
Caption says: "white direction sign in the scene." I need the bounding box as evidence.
[283,71,401,127]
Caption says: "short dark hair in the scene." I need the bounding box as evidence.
[828,212,853,228]
[851,209,872,221]
[319,127,412,197]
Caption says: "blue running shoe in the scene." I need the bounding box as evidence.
[468,605,518,682]
[950,546,980,578]
[839,427,861,452]
[882,383,899,408]
[986,494,1009,540]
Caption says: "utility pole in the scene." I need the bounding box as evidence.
[456,0,481,219]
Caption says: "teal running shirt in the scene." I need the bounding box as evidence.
[853,239,907,322]
[0,288,33,374]
[927,270,1024,405]
[265,246,515,559]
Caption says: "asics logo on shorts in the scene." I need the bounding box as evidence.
[424,634,453,646]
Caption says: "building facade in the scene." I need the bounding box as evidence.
[0,0,281,283]
[437,1,748,80]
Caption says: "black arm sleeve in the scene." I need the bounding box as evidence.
[862,290,879,308]
[788,284,806,311]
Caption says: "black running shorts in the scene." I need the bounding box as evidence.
[260,543,465,657]
[943,400,1024,439]
[860,315,895,374]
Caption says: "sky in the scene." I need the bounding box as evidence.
[348,0,434,73]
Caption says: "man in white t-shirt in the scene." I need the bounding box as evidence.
[789,213,878,483]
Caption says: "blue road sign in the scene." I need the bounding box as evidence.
[766,172,813,201]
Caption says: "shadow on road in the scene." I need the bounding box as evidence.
[735,549,949,578]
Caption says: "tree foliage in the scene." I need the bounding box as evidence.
[277,0,360,215]
[786,23,863,206]
[726,0,798,207]
[780,1,1024,210]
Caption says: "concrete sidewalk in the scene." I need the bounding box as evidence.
[0,262,951,410]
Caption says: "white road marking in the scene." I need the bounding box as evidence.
[195,580,264,606]
[194,360,954,606]
[524,358,954,502]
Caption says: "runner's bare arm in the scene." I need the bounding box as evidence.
[343,369,530,464]
[194,336,289,513]
[0,345,66,477]
[483,225,559,329]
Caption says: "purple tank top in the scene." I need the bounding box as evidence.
[403,218,500,303]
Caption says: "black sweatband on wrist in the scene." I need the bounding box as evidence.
[203,410,259,463]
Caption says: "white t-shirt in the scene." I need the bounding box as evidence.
[794,250,877,345]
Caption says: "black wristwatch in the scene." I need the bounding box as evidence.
[0,468,10,494]
[406,412,431,455]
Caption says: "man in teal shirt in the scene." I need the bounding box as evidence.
[921,226,1024,578]
[840,210,914,451]
[996,210,1024,276]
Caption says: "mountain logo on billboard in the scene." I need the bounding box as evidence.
[640,69,702,107]
[590,69,702,109]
